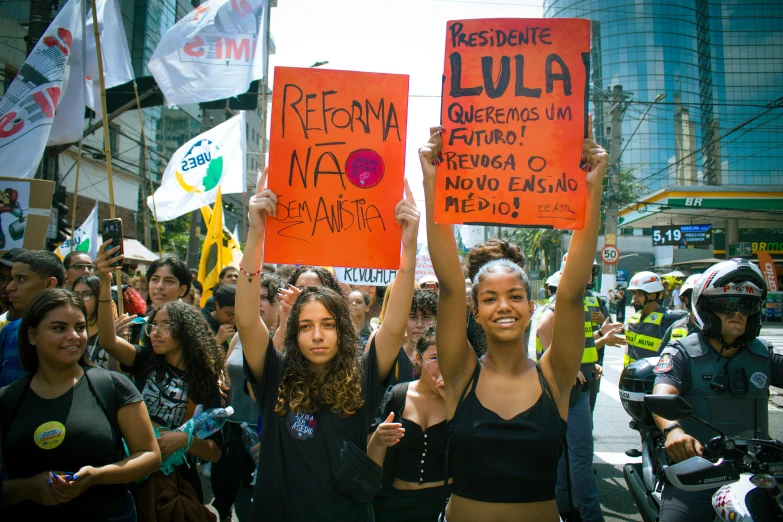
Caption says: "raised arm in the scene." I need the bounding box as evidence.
[373,180,419,380]
[419,127,476,398]
[96,240,138,367]
[236,169,275,381]
[540,119,607,402]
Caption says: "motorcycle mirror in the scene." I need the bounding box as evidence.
[644,394,693,420]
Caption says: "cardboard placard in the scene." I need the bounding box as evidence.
[0,177,54,253]
[265,67,409,269]
[437,18,591,229]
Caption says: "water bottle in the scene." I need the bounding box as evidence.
[175,406,234,438]
[240,422,260,457]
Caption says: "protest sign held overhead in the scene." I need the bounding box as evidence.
[264,67,409,269]
[335,268,397,287]
[437,18,591,229]
[148,112,246,221]
[0,0,84,176]
[148,0,268,105]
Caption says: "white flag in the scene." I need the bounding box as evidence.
[149,112,246,221]
[0,0,84,174]
[85,0,134,118]
[148,0,268,105]
[55,202,99,261]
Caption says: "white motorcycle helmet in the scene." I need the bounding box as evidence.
[545,270,562,292]
[627,271,665,310]
[691,259,766,344]
[679,273,702,310]
[560,253,600,288]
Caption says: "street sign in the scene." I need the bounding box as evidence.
[616,269,628,284]
[652,224,713,246]
[600,245,620,264]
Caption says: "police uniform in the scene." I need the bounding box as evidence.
[624,308,688,367]
[537,296,604,521]
[660,316,699,349]
[653,333,783,522]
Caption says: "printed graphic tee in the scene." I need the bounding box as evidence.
[245,338,386,522]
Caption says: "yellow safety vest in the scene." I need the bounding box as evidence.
[624,311,665,367]
[535,295,598,364]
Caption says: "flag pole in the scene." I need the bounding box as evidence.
[131,80,163,258]
[90,0,123,317]
[70,140,83,244]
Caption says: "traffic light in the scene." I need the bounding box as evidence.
[52,186,69,246]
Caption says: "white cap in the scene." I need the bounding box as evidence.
[225,406,235,416]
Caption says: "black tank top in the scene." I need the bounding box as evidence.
[448,361,566,503]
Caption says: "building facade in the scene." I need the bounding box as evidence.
[544,0,783,192]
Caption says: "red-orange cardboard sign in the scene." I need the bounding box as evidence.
[265,67,409,269]
[437,18,591,229]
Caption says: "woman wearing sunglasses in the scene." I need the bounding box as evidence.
[369,326,448,522]
[651,258,783,522]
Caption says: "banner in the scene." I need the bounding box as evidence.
[0,0,85,175]
[436,18,591,229]
[201,201,243,270]
[335,268,397,287]
[198,189,225,306]
[148,113,246,220]
[148,0,268,105]
[85,0,134,118]
[55,202,99,260]
[758,251,779,292]
[264,67,409,269]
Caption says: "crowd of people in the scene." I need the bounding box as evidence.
[0,124,777,522]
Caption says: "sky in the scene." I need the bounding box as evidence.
[266,0,545,242]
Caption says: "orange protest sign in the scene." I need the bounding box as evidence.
[436,18,591,229]
[265,67,409,269]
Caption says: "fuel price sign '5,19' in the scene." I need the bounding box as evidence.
[652,225,713,247]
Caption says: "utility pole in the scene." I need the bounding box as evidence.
[186,110,213,269]
[602,85,625,294]
[26,0,52,55]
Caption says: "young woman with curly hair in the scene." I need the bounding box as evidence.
[420,123,606,522]
[236,171,420,522]
[94,240,225,506]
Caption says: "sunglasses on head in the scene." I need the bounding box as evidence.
[704,296,762,316]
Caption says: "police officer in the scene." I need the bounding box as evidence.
[624,271,688,367]
[660,273,702,347]
[536,257,623,522]
[652,259,783,522]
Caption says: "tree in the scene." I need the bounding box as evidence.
[602,164,645,234]
[509,228,562,276]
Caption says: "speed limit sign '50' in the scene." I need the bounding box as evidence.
[600,245,620,265]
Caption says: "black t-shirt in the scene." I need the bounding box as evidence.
[385,347,417,386]
[245,337,387,522]
[0,370,141,519]
[202,308,229,351]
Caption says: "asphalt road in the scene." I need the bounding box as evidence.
[202,314,783,522]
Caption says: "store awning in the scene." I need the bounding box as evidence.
[98,236,159,264]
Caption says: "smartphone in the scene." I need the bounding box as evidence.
[101,218,124,268]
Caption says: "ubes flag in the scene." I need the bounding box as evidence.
[148,112,246,221]
[55,202,99,260]
[148,0,268,105]
[85,0,134,118]
[0,0,84,176]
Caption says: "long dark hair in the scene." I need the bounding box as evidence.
[73,274,101,324]
[141,301,226,406]
[147,257,192,297]
[19,289,91,374]
[275,286,364,418]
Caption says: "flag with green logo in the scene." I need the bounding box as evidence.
[55,203,99,261]
[148,112,246,221]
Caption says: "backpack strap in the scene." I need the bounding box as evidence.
[83,367,126,459]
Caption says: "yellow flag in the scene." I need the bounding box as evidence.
[198,189,243,307]
[198,189,225,307]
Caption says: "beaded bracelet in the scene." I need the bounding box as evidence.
[239,261,263,282]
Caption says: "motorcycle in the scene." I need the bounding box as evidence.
[620,359,783,522]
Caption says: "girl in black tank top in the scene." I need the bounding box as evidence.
[418,122,607,521]
[369,328,449,522]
